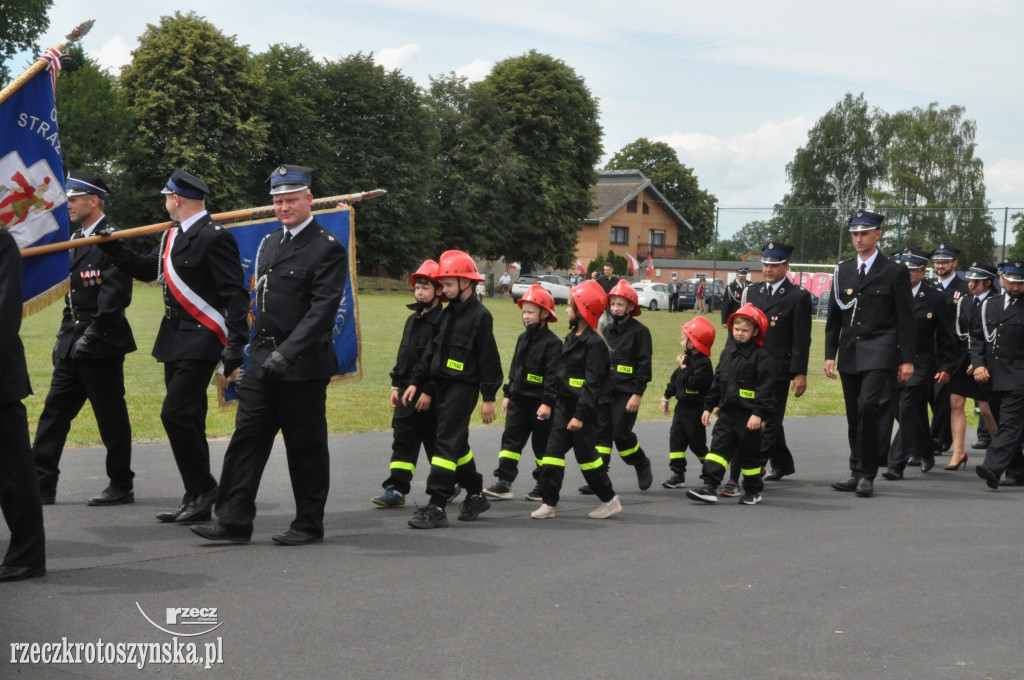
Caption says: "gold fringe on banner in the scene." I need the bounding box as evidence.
[21,279,69,319]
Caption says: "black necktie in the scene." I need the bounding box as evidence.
[858,262,866,280]
[974,297,981,308]
[282,231,292,244]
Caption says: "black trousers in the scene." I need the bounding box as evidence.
[700,408,764,494]
[494,396,550,484]
[1,400,45,569]
[668,293,679,312]
[728,378,794,480]
[840,369,895,481]
[982,390,1024,477]
[383,398,437,495]
[668,403,707,475]
[162,359,219,495]
[424,381,484,508]
[595,392,650,470]
[930,381,952,452]
[34,355,133,492]
[886,383,931,471]
[538,398,615,506]
[214,375,330,538]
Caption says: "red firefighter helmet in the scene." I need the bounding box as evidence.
[607,279,641,316]
[728,303,768,346]
[517,283,558,322]
[410,259,440,286]
[570,280,607,329]
[437,249,484,281]
[681,316,716,357]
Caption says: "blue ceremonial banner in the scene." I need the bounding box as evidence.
[0,57,71,314]
[219,206,361,405]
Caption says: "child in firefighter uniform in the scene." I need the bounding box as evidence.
[402,251,502,528]
[660,316,716,488]
[580,280,654,494]
[484,284,561,501]
[687,304,775,505]
[531,280,622,520]
[372,260,446,508]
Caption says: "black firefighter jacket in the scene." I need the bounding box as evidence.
[705,339,775,419]
[502,323,561,405]
[970,292,1024,393]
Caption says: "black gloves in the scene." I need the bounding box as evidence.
[220,344,245,377]
[261,350,292,382]
[95,224,124,256]
[70,327,102,360]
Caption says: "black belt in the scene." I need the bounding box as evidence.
[70,309,95,323]
[254,331,331,349]
[164,306,192,320]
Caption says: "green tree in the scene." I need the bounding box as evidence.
[464,50,602,271]
[604,138,717,253]
[1006,212,1024,260]
[0,0,52,82]
[117,12,267,228]
[726,219,779,255]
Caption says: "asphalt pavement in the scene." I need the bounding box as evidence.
[2,416,1021,679]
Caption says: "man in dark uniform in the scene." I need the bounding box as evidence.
[926,244,968,458]
[721,267,748,326]
[595,262,620,294]
[880,247,957,480]
[0,225,46,581]
[99,169,249,523]
[193,165,347,544]
[971,260,1024,490]
[33,171,136,506]
[825,210,915,498]
[743,242,812,481]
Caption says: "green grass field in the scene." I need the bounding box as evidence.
[21,285,856,447]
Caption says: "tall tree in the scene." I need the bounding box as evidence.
[604,138,717,253]
[464,50,603,271]
[0,0,52,82]
[117,12,267,227]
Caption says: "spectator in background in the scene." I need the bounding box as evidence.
[499,271,511,299]
[695,279,707,314]
[668,273,680,313]
[476,280,486,301]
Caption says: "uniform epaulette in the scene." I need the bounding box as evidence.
[317,227,336,243]
[838,257,855,265]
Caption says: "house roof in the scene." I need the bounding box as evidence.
[584,170,693,232]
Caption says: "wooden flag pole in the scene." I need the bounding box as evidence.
[20,189,386,258]
[0,20,94,107]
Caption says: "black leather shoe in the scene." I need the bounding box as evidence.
[975,465,1000,490]
[971,441,990,450]
[920,455,935,473]
[907,456,921,467]
[87,487,134,506]
[636,457,653,491]
[881,468,903,481]
[175,487,217,524]
[157,495,193,523]
[191,524,250,544]
[0,565,46,582]
[854,478,874,497]
[831,476,858,492]
[764,468,794,481]
[271,528,322,546]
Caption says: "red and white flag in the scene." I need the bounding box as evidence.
[626,253,640,274]
[508,261,521,271]
[576,259,585,275]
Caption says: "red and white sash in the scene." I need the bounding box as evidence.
[163,226,228,346]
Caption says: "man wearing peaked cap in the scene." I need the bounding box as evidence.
[825,210,916,498]
[193,164,348,546]
[33,170,138,507]
[971,260,1024,489]
[879,247,957,481]
[928,243,968,457]
[721,267,748,327]
[98,169,249,524]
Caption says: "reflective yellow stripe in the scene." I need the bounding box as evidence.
[534,457,543,466]
[390,461,416,472]
[498,450,522,461]
[431,456,457,471]
[616,364,634,374]
[526,373,543,384]
[739,389,755,399]
[684,389,699,394]
[540,457,566,467]
[579,458,604,470]
[569,377,585,388]
[669,451,686,459]
[697,455,706,461]
[595,446,612,455]
[741,467,762,477]
[446,358,464,371]
[619,442,640,457]
[457,451,474,467]
[705,453,728,468]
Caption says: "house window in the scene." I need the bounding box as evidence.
[643,202,650,214]
[610,226,629,244]
[650,230,666,246]
[626,199,637,213]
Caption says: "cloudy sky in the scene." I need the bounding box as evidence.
[22,0,1024,237]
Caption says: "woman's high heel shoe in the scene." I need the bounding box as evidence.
[944,454,968,471]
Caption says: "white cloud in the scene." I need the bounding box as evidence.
[454,58,491,82]
[373,43,422,71]
[987,159,1024,201]
[90,36,133,75]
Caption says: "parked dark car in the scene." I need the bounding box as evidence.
[677,278,725,311]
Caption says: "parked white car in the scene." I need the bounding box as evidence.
[510,274,573,304]
[633,282,671,311]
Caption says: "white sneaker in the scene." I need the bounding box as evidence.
[531,503,556,519]
[589,495,622,519]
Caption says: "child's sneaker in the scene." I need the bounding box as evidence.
[720,480,741,497]
[457,493,491,521]
[530,503,556,519]
[588,496,622,519]
[524,485,543,502]
[661,473,686,489]
[739,492,762,505]
[370,485,405,508]
[408,504,448,529]
[483,479,513,500]
[686,485,719,504]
